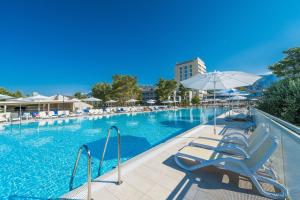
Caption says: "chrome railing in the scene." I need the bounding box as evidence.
[69,145,92,200]
[98,125,122,185]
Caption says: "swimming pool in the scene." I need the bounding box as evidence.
[0,107,226,199]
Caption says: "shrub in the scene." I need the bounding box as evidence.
[191,96,200,105]
[257,78,300,125]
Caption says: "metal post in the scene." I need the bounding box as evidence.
[69,145,92,200]
[98,126,122,185]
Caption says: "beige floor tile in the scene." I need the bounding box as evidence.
[140,194,155,200]
[133,164,162,183]
[105,181,141,200]
[146,184,171,200]
[123,172,156,194]
[92,187,119,200]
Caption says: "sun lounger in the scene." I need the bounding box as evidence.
[48,111,58,118]
[21,112,32,120]
[39,111,48,119]
[174,136,287,199]
[189,125,268,158]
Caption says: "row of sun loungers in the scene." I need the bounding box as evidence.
[0,106,174,123]
[174,123,288,199]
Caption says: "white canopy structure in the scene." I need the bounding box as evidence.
[181,71,261,134]
[227,95,247,101]
[216,88,250,97]
[0,94,13,100]
[50,94,70,101]
[21,94,52,111]
[22,94,51,102]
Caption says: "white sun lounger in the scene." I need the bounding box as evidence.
[189,125,268,158]
[174,136,288,199]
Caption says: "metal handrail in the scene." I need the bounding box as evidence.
[69,145,92,200]
[98,125,122,185]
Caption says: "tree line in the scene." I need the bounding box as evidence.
[74,75,200,106]
[0,87,23,98]
[258,47,300,125]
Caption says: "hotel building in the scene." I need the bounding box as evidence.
[174,57,207,104]
[174,57,206,82]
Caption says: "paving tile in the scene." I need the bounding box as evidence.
[123,171,156,194]
[92,187,119,200]
[146,184,171,200]
[105,181,141,200]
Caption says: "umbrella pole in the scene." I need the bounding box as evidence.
[213,74,216,134]
[19,104,22,124]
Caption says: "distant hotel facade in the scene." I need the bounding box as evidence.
[174,57,206,82]
[140,85,156,103]
[174,57,207,104]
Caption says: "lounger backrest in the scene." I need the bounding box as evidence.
[247,126,269,154]
[245,135,278,172]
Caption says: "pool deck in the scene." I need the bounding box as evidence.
[62,112,271,200]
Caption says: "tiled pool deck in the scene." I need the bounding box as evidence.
[63,112,272,200]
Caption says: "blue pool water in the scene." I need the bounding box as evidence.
[0,107,226,199]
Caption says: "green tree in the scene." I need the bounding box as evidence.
[92,83,112,102]
[155,78,177,101]
[13,91,23,98]
[111,75,141,104]
[73,92,87,99]
[269,47,300,79]
[191,95,200,105]
[257,78,300,125]
[0,87,23,98]
[178,84,189,101]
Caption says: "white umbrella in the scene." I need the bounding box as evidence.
[82,97,102,102]
[161,100,173,104]
[0,94,13,100]
[106,100,117,104]
[126,99,138,103]
[146,99,156,104]
[181,71,261,134]
[105,99,117,107]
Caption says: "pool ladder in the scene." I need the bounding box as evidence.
[69,125,122,200]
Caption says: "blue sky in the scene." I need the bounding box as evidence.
[0,0,300,95]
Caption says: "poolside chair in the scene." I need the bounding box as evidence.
[0,113,7,122]
[21,112,32,120]
[174,136,288,199]
[10,112,21,121]
[88,109,95,115]
[189,125,268,158]
[48,111,58,118]
[39,111,48,119]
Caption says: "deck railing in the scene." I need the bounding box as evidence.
[252,108,300,200]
